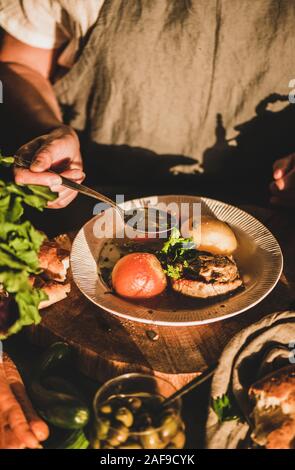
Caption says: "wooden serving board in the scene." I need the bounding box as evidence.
[27,206,295,389]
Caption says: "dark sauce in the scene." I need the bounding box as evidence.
[98,239,243,312]
[124,207,177,234]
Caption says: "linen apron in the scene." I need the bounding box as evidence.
[53,0,295,192]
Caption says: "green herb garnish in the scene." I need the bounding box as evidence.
[157,228,195,280]
[212,394,240,422]
[0,152,57,338]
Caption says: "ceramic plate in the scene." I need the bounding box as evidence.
[70,195,283,326]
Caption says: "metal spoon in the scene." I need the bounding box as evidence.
[14,155,176,235]
[160,362,216,410]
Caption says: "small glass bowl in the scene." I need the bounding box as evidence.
[92,373,185,450]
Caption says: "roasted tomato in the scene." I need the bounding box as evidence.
[112,253,167,299]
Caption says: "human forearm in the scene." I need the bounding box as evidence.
[0,61,62,146]
[0,33,83,208]
[0,63,84,208]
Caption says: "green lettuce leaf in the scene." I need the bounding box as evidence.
[0,286,48,339]
[0,194,11,213]
[27,184,57,202]
[0,153,57,338]
[5,181,57,212]
[0,270,30,293]
[9,196,24,222]
[0,155,14,166]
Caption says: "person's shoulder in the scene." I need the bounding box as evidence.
[0,0,64,49]
[0,0,104,54]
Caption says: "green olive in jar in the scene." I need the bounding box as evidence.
[140,427,165,449]
[160,413,179,441]
[128,396,142,412]
[107,422,129,446]
[99,403,112,415]
[115,407,134,428]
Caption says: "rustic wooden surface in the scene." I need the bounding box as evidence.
[26,202,295,390]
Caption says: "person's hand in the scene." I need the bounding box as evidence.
[270,154,295,208]
[0,353,49,449]
[14,126,85,209]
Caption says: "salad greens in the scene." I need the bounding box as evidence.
[212,394,239,422]
[0,152,57,338]
[157,227,195,280]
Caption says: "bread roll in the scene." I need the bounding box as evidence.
[249,364,295,449]
[184,215,237,255]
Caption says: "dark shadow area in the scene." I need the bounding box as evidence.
[202,112,236,174]
[182,377,212,449]
[78,93,295,207]
[203,94,294,177]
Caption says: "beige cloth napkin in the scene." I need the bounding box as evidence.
[205,310,295,449]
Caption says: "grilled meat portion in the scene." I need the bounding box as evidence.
[172,277,242,298]
[188,253,239,283]
[171,252,242,298]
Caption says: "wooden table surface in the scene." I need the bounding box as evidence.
[4,192,295,448]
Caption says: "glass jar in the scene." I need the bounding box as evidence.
[92,373,185,449]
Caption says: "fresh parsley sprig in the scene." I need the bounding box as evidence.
[212,394,240,422]
[157,227,196,280]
